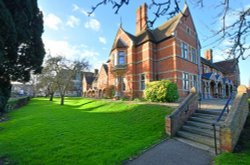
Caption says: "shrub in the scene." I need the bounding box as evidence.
[105,85,115,98]
[144,80,179,102]
[4,96,30,112]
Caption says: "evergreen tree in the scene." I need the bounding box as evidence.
[0,0,45,113]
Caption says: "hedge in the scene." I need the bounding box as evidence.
[144,80,179,102]
[4,96,30,112]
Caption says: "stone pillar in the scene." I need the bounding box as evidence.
[222,84,225,98]
[203,81,206,99]
[215,82,218,98]
[207,81,211,98]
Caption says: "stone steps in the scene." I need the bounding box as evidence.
[181,125,219,138]
[176,109,224,153]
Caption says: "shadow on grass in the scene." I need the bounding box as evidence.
[63,103,107,112]
[0,97,174,165]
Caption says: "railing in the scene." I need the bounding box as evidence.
[212,95,232,155]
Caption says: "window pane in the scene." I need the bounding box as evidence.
[192,48,197,63]
[182,73,189,90]
[140,74,145,90]
[118,51,125,65]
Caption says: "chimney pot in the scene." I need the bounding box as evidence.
[205,49,213,63]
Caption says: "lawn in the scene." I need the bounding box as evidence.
[0,97,172,165]
[215,99,250,165]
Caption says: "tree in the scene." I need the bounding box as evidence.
[36,62,58,101]
[0,0,45,113]
[89,0,250,61]
[44,56,89,105]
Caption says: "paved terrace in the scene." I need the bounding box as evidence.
[124,98,231,165]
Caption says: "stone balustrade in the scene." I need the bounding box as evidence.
[220,85,249,152]
[165,87,199,136]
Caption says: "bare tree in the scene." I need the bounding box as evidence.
[37,60,58,101]
[88,0,250,61]
[43,56,89,105]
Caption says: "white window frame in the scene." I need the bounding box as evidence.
[113,54,117,66]
[191,48,197,64]
[192,75,198,89]
[118,51,126,65]
[140,74,145,91]
[182,72,189,91]
[181,42,188,60]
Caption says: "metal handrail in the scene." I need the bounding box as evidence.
[212,95,232,155]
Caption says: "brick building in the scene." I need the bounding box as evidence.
[82,3,240,100]
[201,49,240,99]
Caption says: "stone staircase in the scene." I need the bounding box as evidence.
[175,109,227,154]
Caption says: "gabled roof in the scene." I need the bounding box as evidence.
[214,59,238,74]
[201,57,238,75]
[202,72,213,80]
[150,12,182,43]
[83,72,95,84]
[110,4,188,49]
[102,64,108,74]
[201,57,222,71]
[135,29,156,45]
[111,38,128,50]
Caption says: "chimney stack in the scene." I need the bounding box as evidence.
[136,3,148,35]
[94,69,99,76]
[205,49,213,63]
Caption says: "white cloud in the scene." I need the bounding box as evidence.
[43,38,102,70]
[44,13,62,30]
[72,3,95,17]
[66,15,80,28]
[84,19,101,31]
[99,37,107,44]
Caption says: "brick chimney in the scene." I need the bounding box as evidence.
[136,3,148,35]
[94,69,99,76]
[204,49,213,63]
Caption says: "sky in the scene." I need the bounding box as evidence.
[38,0,250,86]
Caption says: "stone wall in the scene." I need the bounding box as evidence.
[165,87,199,136]
[220,85,249,152]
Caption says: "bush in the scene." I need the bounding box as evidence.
[105,85,115,98]
[144,80,179,102]
[4,96,30,112]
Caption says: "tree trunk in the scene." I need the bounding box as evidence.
[60,95,64,105]
[0,77,12,114]
[49,92,54,101]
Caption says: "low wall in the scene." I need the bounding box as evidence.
[5,97,30,112]
[165,87,199,136]
[220,85,249,152]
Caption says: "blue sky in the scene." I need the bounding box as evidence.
[38,0,250,86]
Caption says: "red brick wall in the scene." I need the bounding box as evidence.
[97,65,108,90]
[173,7,199,97]
[106,6,201,99]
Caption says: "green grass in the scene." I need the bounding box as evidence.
[0,97,172,165]
[215,99,250,165]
